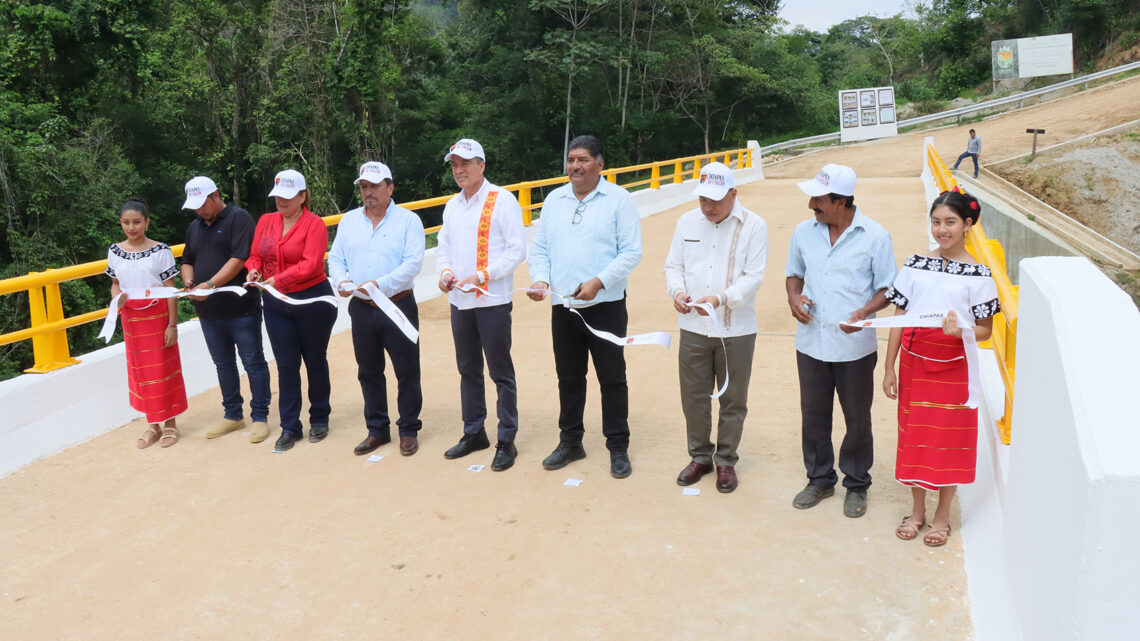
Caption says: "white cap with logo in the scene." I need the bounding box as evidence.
[692,162,735,200]
[182,176,218,210]
[443,138,485,163]
[797,163,857,197]
[267,169,307,199]
[354,161,393,185]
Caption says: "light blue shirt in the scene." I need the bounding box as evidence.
[328,202,425,297]
[785,208,897,362]
[528,179,642,307]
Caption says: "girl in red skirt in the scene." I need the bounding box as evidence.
[106,199,188,448]
[882,190,999,546]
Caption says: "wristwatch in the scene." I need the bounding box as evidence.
[206,279,215,289]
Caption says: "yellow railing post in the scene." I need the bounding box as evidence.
[746,149,753,168]
[519,187,533,225]
[607,172,617,184]
[722,153,730,165]
[673,161,684,184]
[25,271,79,373]
[692,158,702,180]
[650,165,661,189]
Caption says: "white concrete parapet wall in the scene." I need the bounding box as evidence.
[0,166,764,477]
[1004,257,1140,641]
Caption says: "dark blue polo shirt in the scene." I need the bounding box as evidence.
[182,204,261,319]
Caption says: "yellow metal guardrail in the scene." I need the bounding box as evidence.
[926,144,1018,445]
[0,148,753,373]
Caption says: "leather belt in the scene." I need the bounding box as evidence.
[357,288,413,308]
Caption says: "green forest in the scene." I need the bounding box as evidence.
[2,0,1139,378]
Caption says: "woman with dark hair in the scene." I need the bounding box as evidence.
[106,198,188,448]
[882,189,1000,547]
[246,169,337,452]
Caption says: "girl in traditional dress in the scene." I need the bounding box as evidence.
[106,199,188,448]
[246,169,336,452]
[882,190,999,547]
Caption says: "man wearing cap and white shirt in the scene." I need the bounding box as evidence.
[785,163,897,517]
[329,161,426,457]
[664,162,768,493]
[180,176,272,443]
[436,139,527,471]
[527,134,642,479]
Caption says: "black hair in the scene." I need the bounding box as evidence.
[930,189,981,225]
[121,197,149,219]
[969,129,976,134]
[826,193,855,209]
[568,135,604,163]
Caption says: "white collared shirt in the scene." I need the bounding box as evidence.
[664,201,768,337]
[435,179,526,310]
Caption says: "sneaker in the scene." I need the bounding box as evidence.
[207,418,245,439]
[250,421,270,443]
[792,483,835,509]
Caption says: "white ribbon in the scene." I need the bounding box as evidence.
[341,282,419,343]
[246,281,338,307]
[98,285,248,342]
[692,302,730,399]
[841,313,981,408]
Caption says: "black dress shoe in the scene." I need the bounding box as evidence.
[542,443,586,470]
[274,430,302,452]
[399,435,419,456]
[491,441,517,471]
[308,424,329,443]
[610,451,632,479]
[354,434,391,456]
[444,429,490,459]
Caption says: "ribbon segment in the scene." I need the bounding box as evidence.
[340,282,419,343]
[246,281,338,307]
[98,285,248,342]
[840,313,981,408]
[692,302,730,399]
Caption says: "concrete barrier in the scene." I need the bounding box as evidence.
[0,168,764,477]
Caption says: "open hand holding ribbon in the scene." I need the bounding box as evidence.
[98,285,248,342]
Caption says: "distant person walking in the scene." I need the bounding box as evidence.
[786,164,897,518]
[883,189,998,547]
[247,169,337,452]
[108,198,187,448]
[436,139,527,471]
[181,176,272,444]
[951,129,982,178]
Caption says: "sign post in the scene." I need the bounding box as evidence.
[1026,128,1046,158]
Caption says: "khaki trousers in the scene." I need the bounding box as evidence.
[679,329,756,467]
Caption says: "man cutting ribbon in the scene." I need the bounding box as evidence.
[329,160,426,458]
[664,162,768,494]
[527,135,642,479]
[436,138,527,471]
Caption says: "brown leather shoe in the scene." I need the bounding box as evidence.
[354,434,391,456]
[399,435,419,456]
[676,460,714,486]
[715,465,738,493]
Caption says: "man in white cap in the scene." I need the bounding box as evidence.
[329,161,425,457]
[435,139,527,471]
[180,176,272,443]
[664,162,768,493]
[785,163,897,517]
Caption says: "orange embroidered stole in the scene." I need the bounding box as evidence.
[474,191,498,296]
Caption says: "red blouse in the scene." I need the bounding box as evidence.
[245,208,329,293]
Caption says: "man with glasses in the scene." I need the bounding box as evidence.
[527,135,643,478]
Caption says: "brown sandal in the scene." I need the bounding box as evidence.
[137,424,161,449]
[924,524,952,547]
[159,423,179,448]
[895,516,925,541]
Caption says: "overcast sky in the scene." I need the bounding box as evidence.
[779,0,913,33]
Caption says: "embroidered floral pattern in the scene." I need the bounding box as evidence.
[902,254,991,277]
[474,190,498,297]
[109,242,171,261]
[885,285,909,310]
[972,298,1000,320]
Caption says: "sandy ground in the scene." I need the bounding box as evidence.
[7,78,1140,640]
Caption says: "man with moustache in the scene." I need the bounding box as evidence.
[180,176,272,443]
[664,162,768,493]
[328,161,425,457]
[436,139,527,471]
[528,135,642,479]
[785,163,897,517]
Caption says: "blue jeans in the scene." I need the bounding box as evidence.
[953,151,979,177]
[200,313,271,423]
[263,281,337,436]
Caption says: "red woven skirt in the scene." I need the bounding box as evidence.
[122,302,188,423]
[895,327,977,490]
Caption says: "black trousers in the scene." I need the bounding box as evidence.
[796,350,877,490]
[451,303,518,442]
[262,281,336,436]
[348,296,422,438]
[551,299,629,452]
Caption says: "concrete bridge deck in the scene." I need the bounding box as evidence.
[5,76,1140,639]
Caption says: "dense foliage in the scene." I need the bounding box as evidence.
[2,0,1139,378]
